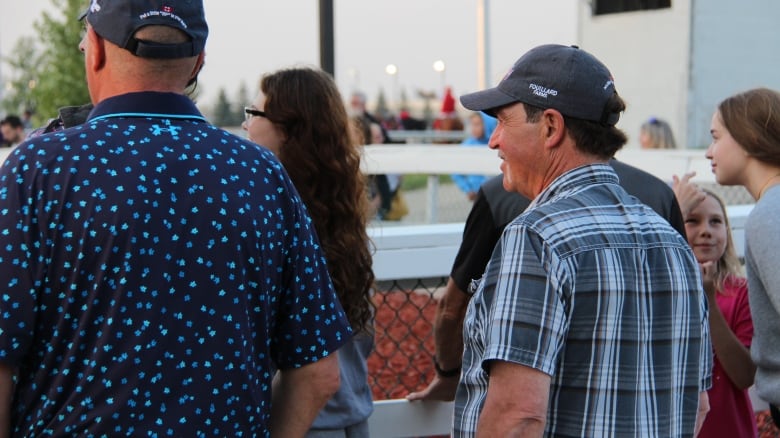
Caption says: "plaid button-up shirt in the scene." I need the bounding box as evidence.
[454,164,711,437]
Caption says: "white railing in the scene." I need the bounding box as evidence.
[361,145,725,223]
[387,129,467,143]
[361,145,718,182]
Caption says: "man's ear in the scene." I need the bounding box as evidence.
[541,109,566,150]
[188,52,206,84]
[85,27,106,73]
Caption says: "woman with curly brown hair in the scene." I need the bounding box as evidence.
[243,66,375,437]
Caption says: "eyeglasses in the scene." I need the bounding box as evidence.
[244,107,267,123]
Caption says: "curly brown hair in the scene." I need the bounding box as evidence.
[260,67,375,333]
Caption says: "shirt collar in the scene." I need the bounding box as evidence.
[530,163,619,208]
[87,91,207,123]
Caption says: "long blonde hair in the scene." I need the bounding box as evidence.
[702,189,744,291]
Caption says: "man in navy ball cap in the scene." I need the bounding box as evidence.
[0,1,350,436]
[450,44,712,437]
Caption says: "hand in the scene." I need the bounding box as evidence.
[699,261,717,300]
[406,374,459,402]
[672,172,706,217]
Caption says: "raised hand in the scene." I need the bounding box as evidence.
[672,171,707,218]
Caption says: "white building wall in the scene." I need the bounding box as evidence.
[576,1,692,148]
[687,0,780,148]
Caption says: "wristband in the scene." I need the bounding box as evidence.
[433,357,461,378]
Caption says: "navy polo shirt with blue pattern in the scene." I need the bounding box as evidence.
[0,92,351,436]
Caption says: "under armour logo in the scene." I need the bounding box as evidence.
[150,124,182,137]
[90,0,101,13]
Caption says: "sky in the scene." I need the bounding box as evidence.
[0,0,577,113]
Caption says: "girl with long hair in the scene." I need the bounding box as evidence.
[674,183,756,437]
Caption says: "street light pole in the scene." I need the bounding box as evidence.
[385,63,399,112]
[433,60,446,94]
[476,0,491,89]
[319,0,335,77]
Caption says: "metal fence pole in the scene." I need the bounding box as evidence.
[426,175,439,223]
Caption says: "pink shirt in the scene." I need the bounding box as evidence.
[699,276,757,438]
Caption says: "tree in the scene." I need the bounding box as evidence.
[232,81,251,127]
[374,88,389,119]
[399,87,409,114]
[1,37,43,116]
[212,88,234,127]
[28,0,90,125]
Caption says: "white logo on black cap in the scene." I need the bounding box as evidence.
[89,0,101,13]
[529,83,558,99]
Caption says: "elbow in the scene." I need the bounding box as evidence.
[322,364,341,399]
[734,366,757,390]
[314,355,341,400]
[437,281,470,320]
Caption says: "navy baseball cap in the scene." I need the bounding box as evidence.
[80,0,208,59]
[461,44,621,126]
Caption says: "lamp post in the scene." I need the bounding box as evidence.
[385,63,399,112]
[347,67,360,91]
[432,60,446,94]
[476,0,491,89]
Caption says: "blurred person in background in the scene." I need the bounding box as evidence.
[350,90,402,217]
[0,115,25,147]
[639,116,677,149]
[432,86,464,143]
[451,112,496,201]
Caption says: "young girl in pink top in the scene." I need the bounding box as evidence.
[674,181,757,437]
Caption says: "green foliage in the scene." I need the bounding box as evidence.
[1,37,43,116]
[29,0,90,126]
[401,174,452,191]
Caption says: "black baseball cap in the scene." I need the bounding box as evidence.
[80,0,208,59]
[461,44,621,126]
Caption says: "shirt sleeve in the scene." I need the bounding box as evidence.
[271,179,352,370]
[450,187,503,294]
[481,222,568,376]
[746,210,780,313]
[0,145,43,367]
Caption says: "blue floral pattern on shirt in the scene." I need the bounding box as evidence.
[0,92,350,436]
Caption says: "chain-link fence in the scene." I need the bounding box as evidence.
[369,278,446,400]
[698,183,754,205]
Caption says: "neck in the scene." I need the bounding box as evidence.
[757,172,780,200]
